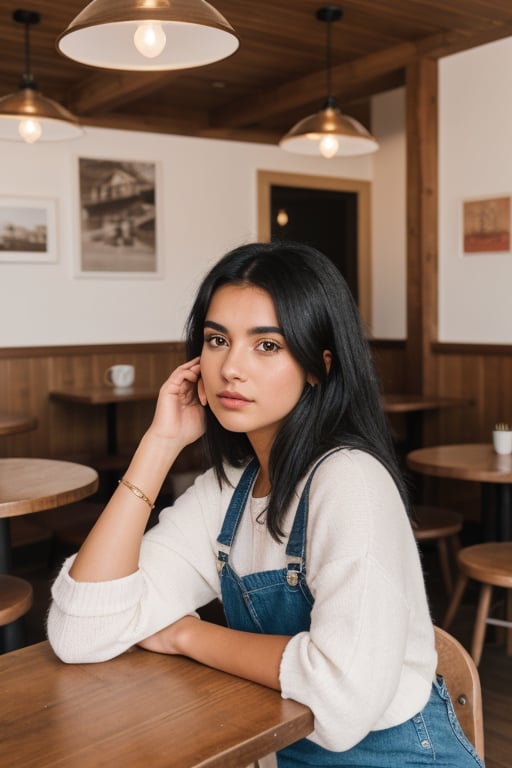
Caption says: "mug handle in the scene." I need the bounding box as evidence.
[104,366,114,386]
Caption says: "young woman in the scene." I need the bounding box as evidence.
[48,242,483,767]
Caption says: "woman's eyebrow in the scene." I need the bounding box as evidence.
[204,320,284,335]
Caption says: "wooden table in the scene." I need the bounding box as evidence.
[382,394,470,452]
[0,458,98,651]
[407,443,512,541]
[0,410,37,436]
[0,641,314,768]
[50,386,159,455]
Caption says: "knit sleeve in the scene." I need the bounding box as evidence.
[47,468,230,663]
[278,451,435,751]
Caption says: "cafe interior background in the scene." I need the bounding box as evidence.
[1,2,512,633]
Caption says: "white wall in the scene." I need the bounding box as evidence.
[439,36,512,343]
[0,128,373,347]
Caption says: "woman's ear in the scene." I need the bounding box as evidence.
[197,376,208,406]
[306,350,333,386]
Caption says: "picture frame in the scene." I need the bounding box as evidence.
[0,197,57,263]
[75,156,162,279]
[462,196,511,254]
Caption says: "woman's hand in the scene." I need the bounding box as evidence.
[148,357,206,448]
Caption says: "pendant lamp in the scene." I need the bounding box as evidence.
[280,6,378,159]
[0,10,83,144]
[57,0,239,71]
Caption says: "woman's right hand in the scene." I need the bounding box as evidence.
[148,357,206,448]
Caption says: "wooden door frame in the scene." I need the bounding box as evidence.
[257,170,372,330]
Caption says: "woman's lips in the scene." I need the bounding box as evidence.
[218,391,251,409]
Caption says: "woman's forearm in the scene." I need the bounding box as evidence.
[142,616,290,690]
[69,431,183,582]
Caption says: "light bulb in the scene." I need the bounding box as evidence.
[18,118,42,143]
[319,135,339,159]
[133,22,167,58]
[276,209,288,227]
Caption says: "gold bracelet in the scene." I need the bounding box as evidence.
[118,477,155,510]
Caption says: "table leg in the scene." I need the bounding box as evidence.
[106,402,118,455]
[481,483,511,542]
[481,484,498,541]
[0,518,12,573]
[0,519,27,653]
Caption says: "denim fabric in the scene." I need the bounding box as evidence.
[217,457,485,767]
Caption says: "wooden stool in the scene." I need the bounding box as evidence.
[413,505,462,594]
[443,542,512,665]
[0,575,33,653]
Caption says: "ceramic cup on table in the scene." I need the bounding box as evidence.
[104,364,135,388]
[492,427,512,455]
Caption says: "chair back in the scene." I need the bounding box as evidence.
[434,626,485,760]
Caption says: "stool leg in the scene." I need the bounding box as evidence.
[436,538,453,595]
[472,584,493,666]
[443,573,468,629]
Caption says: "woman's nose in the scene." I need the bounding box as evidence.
[220,346,247,381]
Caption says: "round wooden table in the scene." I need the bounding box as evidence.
[0,458,98,651]
[407,443,512,541]
[0,458,99,572]
[0,412,37,436]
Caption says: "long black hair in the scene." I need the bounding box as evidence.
[185,241,408,539]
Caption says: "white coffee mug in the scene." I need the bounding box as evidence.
[104,364,135,388]
[492,429,512,455]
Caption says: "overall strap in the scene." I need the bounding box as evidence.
[216,458,259,572]
[285,448,342,586]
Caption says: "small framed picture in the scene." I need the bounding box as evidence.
[75,156,162,278]
[0,197,57,263]
[462,196,511,254]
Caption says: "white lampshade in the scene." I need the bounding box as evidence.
[57,0,239,71]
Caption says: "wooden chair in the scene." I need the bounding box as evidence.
[413,505,462,594]
[434,626,485,760]
[0,574,33,652]
[443,542,512,666]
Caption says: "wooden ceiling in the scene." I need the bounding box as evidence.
[1,1,512,145]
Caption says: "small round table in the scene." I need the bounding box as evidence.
[407,443,512,541]
[0,458,98,651]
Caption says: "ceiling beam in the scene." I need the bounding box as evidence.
[66,71,177,115]
[211,21,512,129]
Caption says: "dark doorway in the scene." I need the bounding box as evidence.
[270,185,358,303]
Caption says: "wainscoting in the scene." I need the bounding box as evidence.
[2,339,512,524]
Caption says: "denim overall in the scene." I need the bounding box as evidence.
[216,456,485,768]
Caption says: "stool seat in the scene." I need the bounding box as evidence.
[413,505,462,595]
[414,505,463,540]
[458,543,512,588]
[0,575,33,626]
[444,542,512,665]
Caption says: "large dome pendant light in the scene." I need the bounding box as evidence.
[0,9,83,144]
[280,6,378,158]
[57,0,239,71]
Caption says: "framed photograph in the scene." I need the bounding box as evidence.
[0,197,57,263]
[76,157,161,278]
[463,196,511,254]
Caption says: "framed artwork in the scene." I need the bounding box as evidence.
[76,157,161,278]
[0,197,57,263]
[463,196,511,254]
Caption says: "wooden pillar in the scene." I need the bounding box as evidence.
[406,57,438,395]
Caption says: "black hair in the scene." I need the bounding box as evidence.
[185,241,408,540]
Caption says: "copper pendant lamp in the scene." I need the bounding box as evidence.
[57,0,239,71]
[0,10,82,144]
[280,6,378,158]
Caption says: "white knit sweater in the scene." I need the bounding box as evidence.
[48,449,436,753]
